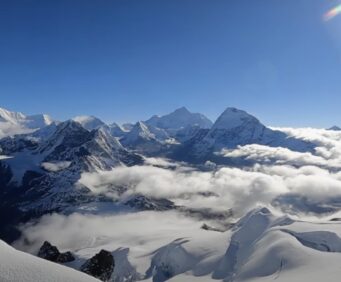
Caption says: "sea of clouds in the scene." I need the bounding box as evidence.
[75,128,341,217]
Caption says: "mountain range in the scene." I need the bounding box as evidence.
[0,106,320,226]
[1,105,341,281]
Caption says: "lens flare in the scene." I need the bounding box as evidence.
[324,4,341,21]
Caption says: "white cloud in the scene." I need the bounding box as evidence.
[77,163,341,217]
[77,127,341,216]
[222,144,331,167]
[0,122,34,139]
[41,161,71,172]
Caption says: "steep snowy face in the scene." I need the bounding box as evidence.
[37,120,140,170]
[211,107,261,131]
[122,121,156,144]
[73,115,105,131]
[0,240,99,282]
[38,120,92,157]
[145,107,213,132]
[108,122,127,137]
[120,121,168,155]
[204,107,268,148]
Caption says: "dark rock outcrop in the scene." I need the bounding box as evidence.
[80,249,114,281]
[124,195,175,211]
[37,241,75,263]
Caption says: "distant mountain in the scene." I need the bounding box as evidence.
[175,107,314,163]
[0,107,54,138]
[118,107,214,155]
[328,126,341,131]
[145,107,212,134]
[0,120,143,221]
[72,115,105,131]
[120,121,165,154]
[108,122,127,137]
[121,123,134,131]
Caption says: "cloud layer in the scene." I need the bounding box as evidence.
[77,128,341,217]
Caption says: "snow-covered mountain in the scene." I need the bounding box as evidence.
[0,107,54,138]
[120,121,165,154]
[108,122,127,137]
[72,115,105,131]
[145,107,212,134]
[118,107,212,155]
[13,207,341,282]
[0,240,99,282]
[0,120,143,221]
[176,107,314,162]
[2,105,341,282]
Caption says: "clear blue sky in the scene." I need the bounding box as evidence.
[1,0,341,127]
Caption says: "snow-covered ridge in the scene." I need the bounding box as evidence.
[14,207,341,282]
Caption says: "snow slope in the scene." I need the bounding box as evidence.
[15,207,341,282]
[0,240,99,282]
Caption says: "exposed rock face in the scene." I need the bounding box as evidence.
[37,241,75,263]
[124,195,175,211]
[81,250,114,281]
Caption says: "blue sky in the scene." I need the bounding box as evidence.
[1,0,341,127]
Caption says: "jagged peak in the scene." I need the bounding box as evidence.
[145,107,212,130]
[134,121,149,130]
[211,107,261,131]
[172,106,191,114]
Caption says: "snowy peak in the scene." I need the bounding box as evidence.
[177,107,314,162]
[72,115,105,131]
[93,126,124,152]
[126,121,155,141]
[211,107,261,131]
[0,107,26,123]
[108,122,127,137]
[145,107,213,131]
[38,120,91,155]
[172,106,191,115]
[0,107,55,139]
[0,107,53,128]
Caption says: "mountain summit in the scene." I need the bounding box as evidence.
[145,107,212,132]
[176,107,314,162]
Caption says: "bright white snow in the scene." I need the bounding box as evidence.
[0,240,99,282]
